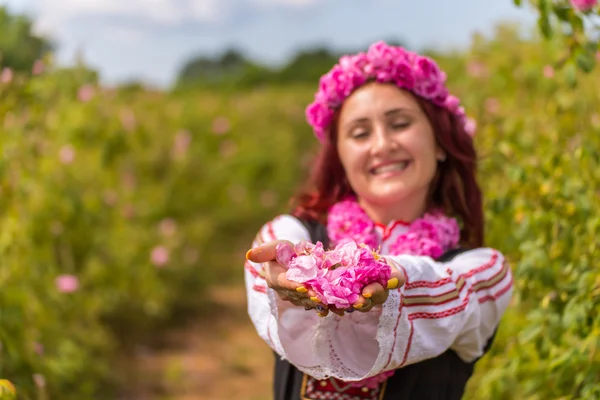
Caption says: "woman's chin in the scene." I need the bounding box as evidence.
[361,186,412,206]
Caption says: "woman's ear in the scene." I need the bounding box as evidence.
[436,148,447,162]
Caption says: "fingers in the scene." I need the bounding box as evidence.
[386,258,406,288]
[260,259,324,313]
[352,295,375,312]
[277,289,329,315]
[246,240,292,263]
[361,282,389,305]
[262,260,308,296]
[353,267,405,312]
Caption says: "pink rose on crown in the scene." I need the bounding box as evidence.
[305,41,476,143]
[413,56,449,100]
[366,41,401,72]
[330,66,367,101]
[305,102,331,141]
[392,60,416,91]
[444,95,461,113]
[339,53,369,73]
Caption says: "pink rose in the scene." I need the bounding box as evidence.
[0,68,13,84]
[331,239,361,267]
[276,241,296,266]
[294,240,325,259]
[444,95,461,113]
[464,117,477,137]
[413,56,448,99]
[151,246,169,267]
[78,84,95,102]
[543,65,555,78]
[318,66,345,105]
[32,59,44,75]
[392,61,415,90]
[59,145,75,164]
[305,103,331,141]
[366,41,403,72]
[286,255,322,283]
[570,0,597,11]
[311,276,359,309]
[56,274,79,293]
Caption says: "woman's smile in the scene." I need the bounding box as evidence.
[369,160,411,178]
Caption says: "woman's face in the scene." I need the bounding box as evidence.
[336,82,445,209]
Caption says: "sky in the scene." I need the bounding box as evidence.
[1,0,537,88]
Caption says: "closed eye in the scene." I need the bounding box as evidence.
[391,122,410,130]
[349,129,370,139]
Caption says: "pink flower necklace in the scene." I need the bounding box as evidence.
[327,195,461,260]
[325,195,461,389]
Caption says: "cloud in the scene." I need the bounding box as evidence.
[251,0,318,6]
[29,0,320,35]
[32,0,224,34]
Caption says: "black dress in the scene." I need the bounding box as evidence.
[272,218,497,400]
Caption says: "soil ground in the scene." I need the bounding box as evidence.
[119,285,273,400]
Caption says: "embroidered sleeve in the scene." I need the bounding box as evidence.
[374,248,513,370]
[306,248,513,383]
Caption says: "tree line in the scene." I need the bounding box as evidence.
[0,5,406,91]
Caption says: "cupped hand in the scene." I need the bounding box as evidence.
[247,240,327,315]
[349,257,405,314]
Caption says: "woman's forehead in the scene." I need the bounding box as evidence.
[339,84,421,122]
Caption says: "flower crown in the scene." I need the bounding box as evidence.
[305,41,476,142]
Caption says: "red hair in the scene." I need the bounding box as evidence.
[290,92,484,249]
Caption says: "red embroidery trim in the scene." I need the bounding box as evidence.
[252,284,267,293]
[301,375,387,400]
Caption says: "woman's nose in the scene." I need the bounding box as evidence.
[371,125,395,155]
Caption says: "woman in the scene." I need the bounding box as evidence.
[245,41,513,400]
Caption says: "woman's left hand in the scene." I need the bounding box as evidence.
[348,257,405,314]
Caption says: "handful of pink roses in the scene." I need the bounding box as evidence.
[275,238,392,309]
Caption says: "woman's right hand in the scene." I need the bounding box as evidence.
[247,240,329,316]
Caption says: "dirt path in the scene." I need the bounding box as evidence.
[119,285,273,400]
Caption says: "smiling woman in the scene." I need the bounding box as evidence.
[244,41,513,400]
[336,84,447,225]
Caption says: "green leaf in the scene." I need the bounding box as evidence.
[569,14,585,34]
[513,0,522,6]
[538,15,553,39]
[575,46,597,73]
[583,40,599,54]
[565,61,578,87]
[553,5,572,22]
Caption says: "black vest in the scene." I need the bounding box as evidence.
[272,217,496,400]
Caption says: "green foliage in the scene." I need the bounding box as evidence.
[0,6,53,73]
[0,20,599,400]
[444,25,600,400]
[0,57,316,398]
[516,0,599,74]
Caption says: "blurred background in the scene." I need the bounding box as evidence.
[0,0,599,399]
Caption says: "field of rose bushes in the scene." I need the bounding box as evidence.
[0,25,599,399]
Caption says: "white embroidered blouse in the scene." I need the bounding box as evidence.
[244,214,514,383]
